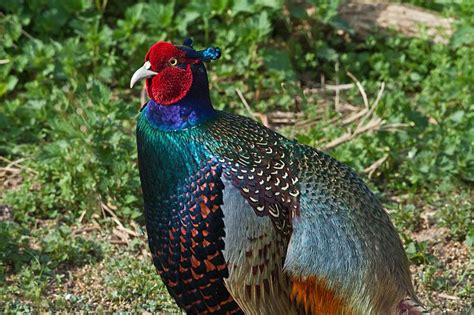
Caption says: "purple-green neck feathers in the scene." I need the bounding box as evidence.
[144,63,216,131]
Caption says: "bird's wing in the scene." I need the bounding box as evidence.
[220,176,301,314]
[200,111,300,237]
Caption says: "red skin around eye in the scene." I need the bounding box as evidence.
[144,41,197,105]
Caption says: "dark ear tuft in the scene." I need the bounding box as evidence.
[183,38,193,48]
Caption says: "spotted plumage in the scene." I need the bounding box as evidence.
[131,40,428,315]
[199,112,300,237]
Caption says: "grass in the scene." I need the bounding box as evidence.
[1,0,473,313]
[1,220,178,312]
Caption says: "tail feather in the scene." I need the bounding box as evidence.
[398,297,431,315]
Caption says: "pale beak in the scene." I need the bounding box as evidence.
[130,61,158,88]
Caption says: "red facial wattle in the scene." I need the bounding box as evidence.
[146,65,193,105]
[144,42,197,105]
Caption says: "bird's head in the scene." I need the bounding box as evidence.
[130,39,221,105]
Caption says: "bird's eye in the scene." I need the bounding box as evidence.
[169,57,178,66]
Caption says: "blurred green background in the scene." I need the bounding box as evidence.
[0,0,472,313]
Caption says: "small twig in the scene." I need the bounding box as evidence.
[110,239,128,245]
[347,72,369,109]
[364,154,388,178]
[267,111,304,126]
[130,221,142,235]
[0,167,21,174]
[0,156,38,175]
[112,225,137,245]
[78,210,87,223]
[100,200,123,227]
[355,82,385,133]
[116,225,139,237]
[142,248,152,259]
[335,60,340,112]
[437,293,460,301]
[337,103,360,112]
[1,157,25,166]
[0,59,10,65]
[255,113,269,127]
[321,115,347,131]
[235,88,254,117]
[304,84,354,94]
[301,114,341,131]
[72,223,100,236]
[357,117,383,134]
[21,29,35,41]
[342,107,368,125]
[323,132,353,150]
[325,83,354,91]
[268,111,304,119]
[380,122,412,130]
[295,118,323,130]
[236,88,270,127]
[323,117,382,150]
[5,158,26,169]
[371,82,386,111]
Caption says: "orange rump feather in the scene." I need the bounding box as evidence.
[290,276,355,315]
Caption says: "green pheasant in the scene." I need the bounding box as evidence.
[130,39,427,314]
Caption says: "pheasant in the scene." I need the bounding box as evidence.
[129,39,427,314]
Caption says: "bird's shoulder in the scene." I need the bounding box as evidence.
[198,111,299,237]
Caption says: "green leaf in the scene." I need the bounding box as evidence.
[262,48,294,78]
[232,0,253,15]
[211,0,230,13]
[466,230,474,248]
[451,26,474,48]
[409,72,422,81]
[450,110,464,123]
[317,46,338,61]
[146,1,175,30]
[258,0,283,10]
[257,11,272,40]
